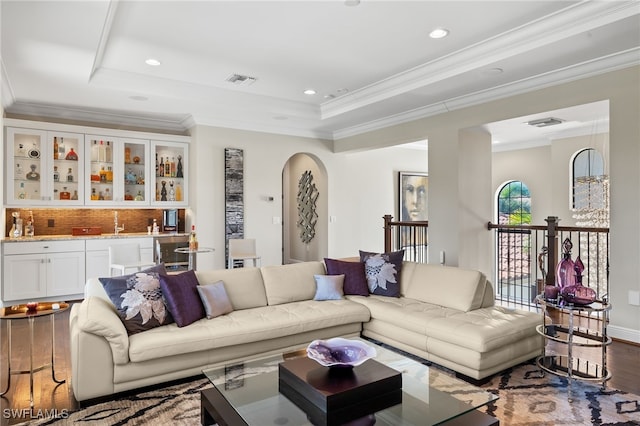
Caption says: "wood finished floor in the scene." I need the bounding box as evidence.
[0,303,639,425]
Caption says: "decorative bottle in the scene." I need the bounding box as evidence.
[105,141,112,162]
[189,225,198,251]
[53,137,59,159]
[176,155,183,178]
[53,166,59,182]
[67,167,74,182]
[555,238,576,290]
[65,147,78,160]
[58,137,65,157]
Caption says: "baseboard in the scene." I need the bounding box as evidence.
[608,325,640,344]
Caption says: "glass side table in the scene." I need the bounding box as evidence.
[174,247,214,271]
[0,302,70,407]
[535,294,611,400]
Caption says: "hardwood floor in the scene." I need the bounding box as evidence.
[0,303,638,425]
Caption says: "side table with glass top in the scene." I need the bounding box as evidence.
[535,294,611,400]
[174,247,214,271]
[0,302,69,407]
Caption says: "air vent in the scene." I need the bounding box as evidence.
[226,74,257,86]
[527,117,564,128]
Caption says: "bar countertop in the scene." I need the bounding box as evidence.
[1,232,189,243]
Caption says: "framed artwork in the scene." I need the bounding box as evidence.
[398,172,428,222]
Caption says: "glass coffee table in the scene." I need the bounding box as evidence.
[201,338,498,425]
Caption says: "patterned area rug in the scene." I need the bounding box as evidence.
[21,360,640,425]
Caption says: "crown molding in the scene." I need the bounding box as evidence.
[322,1,640,120]
[332,49,639,141]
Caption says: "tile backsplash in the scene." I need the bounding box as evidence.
[5,208,185,237]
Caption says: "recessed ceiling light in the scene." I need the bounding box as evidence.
[429,28,449,39]
[303,89,317,95]
[145,58,161,66]
[482,67,504,75]
[273,115,288,121]
[129,95,148,101]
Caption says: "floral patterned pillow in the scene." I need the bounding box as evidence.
[99,264,174,335]
[359,250,404,297]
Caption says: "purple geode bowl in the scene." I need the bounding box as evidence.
[306,338,376,368]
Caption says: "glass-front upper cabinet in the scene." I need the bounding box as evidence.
[85,135,149,205]
[6,127,84,206]
[151,141,188,207]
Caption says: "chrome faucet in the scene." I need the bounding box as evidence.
[114,211,125,235]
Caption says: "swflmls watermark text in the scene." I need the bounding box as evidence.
[3,408,69,420]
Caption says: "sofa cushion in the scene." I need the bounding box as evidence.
[324,258,369,296]
[197,281,233,319]
[359,250,404,297]
[196,267,267,310]
[402,262,487,312]
[159,270,205,327]
[313,274,344,300]
[261,261,326,305]
[99,264,174,335]
[127,299,370,362]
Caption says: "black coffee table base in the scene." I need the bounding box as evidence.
[201,387,498,426]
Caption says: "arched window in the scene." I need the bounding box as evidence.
[573,148,606,210]
[497,181,531,225]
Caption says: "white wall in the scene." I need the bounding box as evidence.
[188,126,427,270]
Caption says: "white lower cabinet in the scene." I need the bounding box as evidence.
[85,237,154,280]
[2,240,85,302]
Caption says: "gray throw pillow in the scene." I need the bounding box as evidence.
[313,274,345,300]
[197,281,234,319]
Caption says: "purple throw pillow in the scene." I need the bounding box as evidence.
[324,258,369,296]
[159,270,206,327]
[359,250,405,297]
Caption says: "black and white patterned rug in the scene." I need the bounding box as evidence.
[20,358,639,426]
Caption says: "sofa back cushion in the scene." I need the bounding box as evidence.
[401,262,487,312]
[261,261,326,305]
[196,267,267,310]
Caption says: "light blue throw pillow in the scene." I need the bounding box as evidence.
[313,274,345,300]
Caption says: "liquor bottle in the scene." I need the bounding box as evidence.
[99,166,107,183]
[165,156,170,177]
[18,182,27,199]
[71,190,78,200]
[156,153,159,177]
[104,188,112,200]
[106,141,112,162]
[189,225,198,251]
[98,140,105,162]
[60,186,71,200]
[53,137,59,159]
[124,146,131,163]
[16,163,24,179]
[91,140,99,161]
[170,157,176,177]
[134,190,144,201]
[98,191,104,200]
[58,137,66,157]
[65,147,78,160]
[67,167,74,182]
[159,156,164,177]
[90,188,99,200]
[53,166,59,182]
[106,166,113,182]
[176,184,182,201]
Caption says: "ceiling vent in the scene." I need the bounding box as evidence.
[526,117,564,128]
[226,74,257,86]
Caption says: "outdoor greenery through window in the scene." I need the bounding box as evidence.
[496,181,532,304]
[498,181,531,225]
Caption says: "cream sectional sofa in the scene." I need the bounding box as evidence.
[69,260,542,401]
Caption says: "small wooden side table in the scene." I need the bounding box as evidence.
[0,302,69,407]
